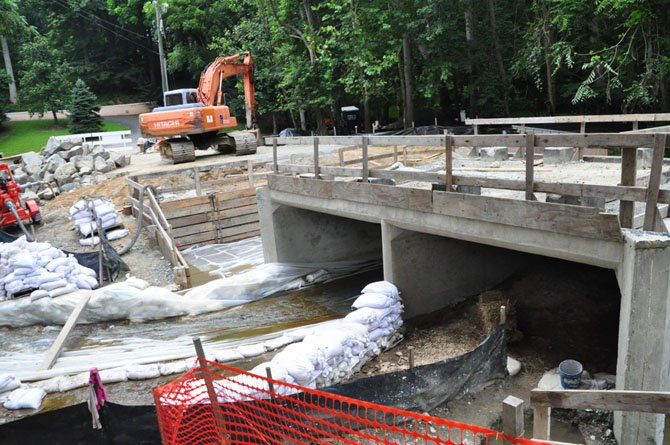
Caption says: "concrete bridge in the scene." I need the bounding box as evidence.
[259,133,670,444]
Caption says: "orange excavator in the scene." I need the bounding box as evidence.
[139,52,258,163]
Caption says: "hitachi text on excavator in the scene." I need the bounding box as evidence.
[139,52,258,164]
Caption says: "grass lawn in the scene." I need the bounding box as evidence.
[0,120,128,156]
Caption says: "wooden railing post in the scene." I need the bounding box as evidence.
[362,136,369,183]
[620,147,637,228]
[313,136,320,179]
[444,130,453,191]
[643,133,666,230]
[503,395,525,438]
[525,134,535,200]
[247,159,255,188]
[193,167,202,196]
[533,406,551,440]
[272,137,278,173]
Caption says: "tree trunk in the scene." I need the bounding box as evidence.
[299,109,307,132]
[540,0,556,114]
[314,107,326,135]
[402,33,414,128]
[272,112,278,135]
[398,54,406,126]
[1,35,17,104]
[487,0,510,116]
[51,110,59,124]
[463,2,477,117]
[363,84,371,132]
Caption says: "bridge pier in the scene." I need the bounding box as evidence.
[614,232,670,444]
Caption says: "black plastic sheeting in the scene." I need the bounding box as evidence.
[0,230,128,284]
[322,325,507,412]
[0,402,160,445]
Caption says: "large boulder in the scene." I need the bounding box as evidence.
[62,145,84,161]
[94,156,116,173]
[42,137,61,157]
[24,163,42,179]
[37,187,55,201]
[90,146,110,160]
[75,156,94,175]
[110,152,129,168]
[46,153,67,173]
[12,168,28,184]
[21,151,43,167]
[54,162,77,184]
[20,190,40,204]
[60,182,80,193]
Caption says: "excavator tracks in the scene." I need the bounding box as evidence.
[229,131,258,156]
[160,139,196,164]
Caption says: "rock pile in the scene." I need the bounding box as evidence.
[11,137,130,201]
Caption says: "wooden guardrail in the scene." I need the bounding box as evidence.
[531,389,670,443]
[465,113,670,134]
[271,133,669,233]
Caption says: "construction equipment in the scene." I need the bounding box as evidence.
[139,52,258,164]
[0,164,41,236]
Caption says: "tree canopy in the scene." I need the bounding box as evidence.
[2,0,670,133]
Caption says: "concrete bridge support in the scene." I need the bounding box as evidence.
[614,232,670,444]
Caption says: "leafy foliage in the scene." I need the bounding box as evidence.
[67,78,103,133]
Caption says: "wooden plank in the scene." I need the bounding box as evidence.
[432,191,623,241]
[313,137,320,179]
[172,213,259,238]
[39,293,93,370]
[268,175,333,198]
[533,406,551,440]
[531,389,670,413]
[275,135,446,146]
[159,188,257,211]
[162,196,257,219]
[247,160,255,188]
[194,168,202,196]
[177,229,260,250]
[272,138,278,173]
[620,145,637,228]
[525,134,534,200]
[175,222,260,246]
[408,188,434,213]
[168,204,258,228]
[331,182,410,209]
[466,113,670,125]
[135,159,267,181]
[664,412,670,445]
[533,133,658,149]
[362,136,369,182]
[503,395,525,437]
[643,134,666,230]
[445,133,453,190]
[157,174,266,194]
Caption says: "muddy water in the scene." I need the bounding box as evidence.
[0,269,384,376]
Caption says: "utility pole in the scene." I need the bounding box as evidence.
[153,1,169,93]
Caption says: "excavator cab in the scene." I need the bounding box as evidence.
[154,89,203,112]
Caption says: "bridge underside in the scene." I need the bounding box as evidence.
[259,176,670,444]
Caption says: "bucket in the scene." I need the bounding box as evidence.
[558,359,583,389]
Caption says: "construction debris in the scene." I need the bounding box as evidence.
[11,138,129,201]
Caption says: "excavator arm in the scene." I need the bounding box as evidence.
[197,52,256,129]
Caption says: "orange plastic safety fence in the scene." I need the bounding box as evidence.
[153,360,550,445]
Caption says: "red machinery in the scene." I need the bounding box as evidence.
[0,164,41,228]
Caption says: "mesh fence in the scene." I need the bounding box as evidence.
[154,360,550,445]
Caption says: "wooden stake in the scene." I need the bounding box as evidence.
[272,138,278,173]
[500,305,507,325]
[313,136,320,179]
[533,406,551,440]
[643,134,666,230]
[620,147,637,228]
[525,134,535,201]
[409,348,415,370]
[362,136,369,182]
[444,131,453,191]
[247,159,255,188]
[194,168,202,196]
[503,395,525,438]
[40,293,92,370]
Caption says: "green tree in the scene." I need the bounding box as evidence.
[0,0,27,104]
[67,78,102,133]
[18,34,73,124]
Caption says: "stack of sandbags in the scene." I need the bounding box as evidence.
[218,281,404,402]
[0,236,98,301]
[70,198,128,244]
[0,373,45,410]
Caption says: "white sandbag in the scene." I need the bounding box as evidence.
[368,326,393,341]
[13,253,35,269]
[361,281,399,300]
[126,364,161,380]
[58,372,89,392]
[250,362,292,383]
[343,307,392,328]
[106,229,129,241]
[0,374,20,393]
[99,367,128,383]
[29,289,50,302]
[271,352,315,384]
[302,335,345,360]
[27,242,52,252]
[159,361,188,376]
[13,266,34,276]
[124,276,149,290]
[101,218,117,229]
[237,343,267,358]
[75,275,99,290]
[352,293,395,310]
[44,247,64,260]
[213,349,245,363]
[3,388,46,410]
[79,236,100,246]
[40,279,68,291]
[281,343,324,367]
[46,257,69,272]
[263,335,294,351]
[48,284,78,298]
[31,377,61,394]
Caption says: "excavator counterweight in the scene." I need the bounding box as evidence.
[138,52,258,164]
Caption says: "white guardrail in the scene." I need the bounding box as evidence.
[51,130,132,151]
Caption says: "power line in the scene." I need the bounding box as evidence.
[50,0,159,55]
